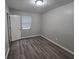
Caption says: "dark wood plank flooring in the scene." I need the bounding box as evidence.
[7,36,73,59]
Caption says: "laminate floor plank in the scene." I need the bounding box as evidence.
[7,36,73,59]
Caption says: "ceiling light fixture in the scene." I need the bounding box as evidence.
[35,0,43,6]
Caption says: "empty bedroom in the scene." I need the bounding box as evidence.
[5,0,74,59]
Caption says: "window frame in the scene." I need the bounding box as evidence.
[21,16,32,30]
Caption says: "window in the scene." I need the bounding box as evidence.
[22,16,31,29]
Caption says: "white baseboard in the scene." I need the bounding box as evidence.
[11,34,74,55]
[41,35,74,55]
[21,34,41,39]
[11,34,41,41]
[5,48,9,59]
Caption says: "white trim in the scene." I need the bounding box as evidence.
[11,34,74,55]
[22,34,41,39]
[5,48,10,59]
[41,35,74,55]
[11,34,41,41]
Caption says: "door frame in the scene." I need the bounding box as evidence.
[6,13,12,46]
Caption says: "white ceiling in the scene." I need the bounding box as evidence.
[6,0,73,14]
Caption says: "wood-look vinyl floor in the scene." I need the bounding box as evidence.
[7,36,73,59]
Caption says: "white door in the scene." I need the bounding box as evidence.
[10,15,21,41]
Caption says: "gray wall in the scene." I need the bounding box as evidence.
[10,10,41,37]
[41,2,74,52]
[10,2,74,52]
[5,4,9,55]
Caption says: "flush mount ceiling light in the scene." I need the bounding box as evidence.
[35,0,43,6]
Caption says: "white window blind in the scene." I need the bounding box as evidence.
[22,16,31,29]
